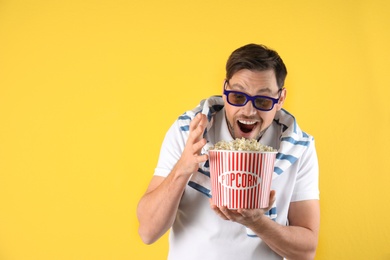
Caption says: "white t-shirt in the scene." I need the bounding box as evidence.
[154,98,319,260]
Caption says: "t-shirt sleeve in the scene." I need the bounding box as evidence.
[153,119,188,178]
[291,140,320,202]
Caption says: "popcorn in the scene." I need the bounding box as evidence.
[210,137,277,152]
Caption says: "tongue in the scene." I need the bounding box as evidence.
[238,121,255,133]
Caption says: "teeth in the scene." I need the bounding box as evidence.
[238,120,256,125]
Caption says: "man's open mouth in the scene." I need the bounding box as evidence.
[237,120,258,133]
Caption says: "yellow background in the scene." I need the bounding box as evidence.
[1,0,389,259]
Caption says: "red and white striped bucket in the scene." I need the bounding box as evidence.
[209,150,277,209]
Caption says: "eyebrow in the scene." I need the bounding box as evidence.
[229,83,273,95]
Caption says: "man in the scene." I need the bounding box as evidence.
[137,43,320,260]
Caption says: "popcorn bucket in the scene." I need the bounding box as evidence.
[209,150,277,209]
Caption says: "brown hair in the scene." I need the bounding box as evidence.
[226,43,287,89]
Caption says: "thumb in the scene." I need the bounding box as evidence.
[266,190,276,211]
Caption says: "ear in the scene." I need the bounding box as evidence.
[222,79,228,100]
[276,88,287,111]
[222,79,228,89]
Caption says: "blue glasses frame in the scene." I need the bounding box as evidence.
[223,81,283,111]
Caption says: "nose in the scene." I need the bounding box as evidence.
[242,100,257,115]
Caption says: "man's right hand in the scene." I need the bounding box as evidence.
[175,113,208,177]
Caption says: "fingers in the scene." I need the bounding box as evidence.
[209,200,242,222]
[189,113,207,143]
[177,113,208,176]
[192,137,207,152]
[210,190,277,224]
[209,199,229,220]
[266,190,276,211]
[187,113,208,160]
[195,153,208,163]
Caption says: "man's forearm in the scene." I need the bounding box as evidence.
[137,168,190,244]
[249,216,318,260]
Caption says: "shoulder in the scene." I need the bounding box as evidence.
[275,109,314,142]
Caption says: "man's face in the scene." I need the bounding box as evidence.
[223,69,286,140]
